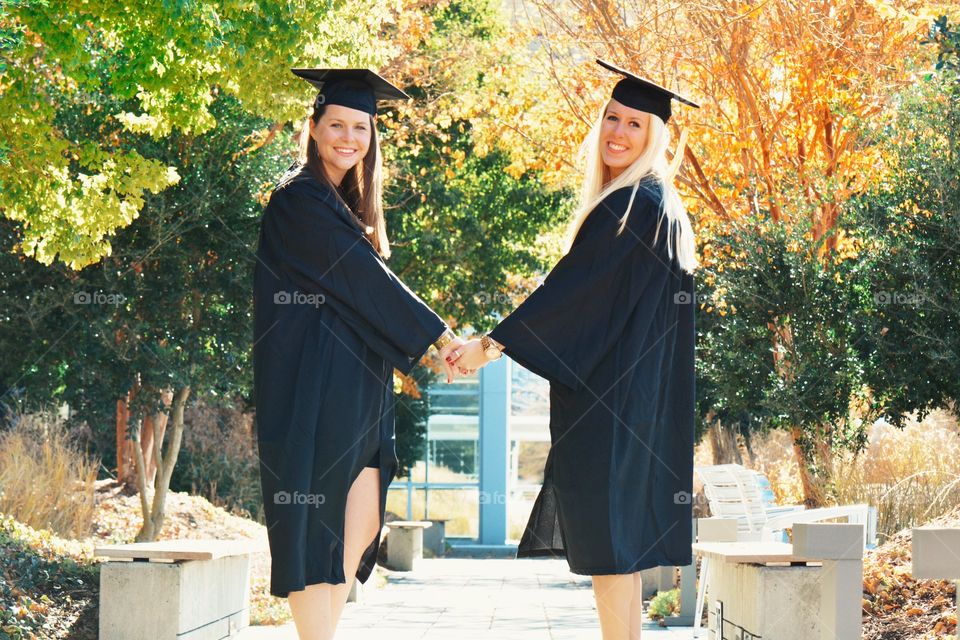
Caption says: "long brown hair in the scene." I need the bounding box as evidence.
[297,104,390,259]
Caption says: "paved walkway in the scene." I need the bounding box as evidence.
[240,558,701,639]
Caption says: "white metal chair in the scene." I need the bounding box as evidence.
[692,463,878,632]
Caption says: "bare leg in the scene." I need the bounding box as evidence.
[329,467,382,629]
[629,571,644,639]
[288,583,333,640]
[592,573,643,640]
[286,468,381,640]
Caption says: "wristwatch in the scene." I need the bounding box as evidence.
[434,328,456,352]
[481,334,503,360]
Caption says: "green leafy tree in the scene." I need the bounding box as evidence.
[380,0,573,329]
[854,16,960,428]
[697,215,874,505]
[0,0,397,268]
[0,95,290,539]
[1,0,576,540]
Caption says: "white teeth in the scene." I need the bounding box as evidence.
[608,142,627,152]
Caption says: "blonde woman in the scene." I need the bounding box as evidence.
[253,68,463,640]
[452,59,700,639]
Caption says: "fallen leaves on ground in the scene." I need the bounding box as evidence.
[862,505,958,639]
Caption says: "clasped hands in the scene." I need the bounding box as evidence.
[437,335,498,383]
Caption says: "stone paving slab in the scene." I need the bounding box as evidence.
[239,558,701,639]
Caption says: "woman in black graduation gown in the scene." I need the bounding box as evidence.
[252,68,463,639]
[451,60,700,639]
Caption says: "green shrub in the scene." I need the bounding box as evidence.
[647,588,680,621]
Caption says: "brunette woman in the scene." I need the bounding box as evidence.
[253,68,462,640]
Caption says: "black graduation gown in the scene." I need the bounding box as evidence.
[488,178,696,575]
[252,165,446,597]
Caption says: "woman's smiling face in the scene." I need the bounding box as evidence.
[599,99,651,179]
[310,104,372,185]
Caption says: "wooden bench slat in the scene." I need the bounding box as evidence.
[692,541,820,564]
[95,538,268,561]
[386,521,433,529]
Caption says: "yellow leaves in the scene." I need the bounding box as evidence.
[831,228,862,264]
[2,149,180,269]
[394,370,423,399]
[504,163,526,180]
[897,199,935,219]
[115,111,161,134]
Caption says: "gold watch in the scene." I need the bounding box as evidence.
[434,328,455,352]
[481,334,503,360]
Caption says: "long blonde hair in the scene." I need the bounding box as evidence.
[565,101,698,274]
[283,105,390,259]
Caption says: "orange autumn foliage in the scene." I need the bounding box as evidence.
[471,0,959,269]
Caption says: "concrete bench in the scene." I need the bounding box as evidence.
[692,522,864,640]
[95,538,267,640]
[422,518,448,558]
[912,526,960,640]
[384,521,432,571]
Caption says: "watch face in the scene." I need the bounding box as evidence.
[485,347,501,359]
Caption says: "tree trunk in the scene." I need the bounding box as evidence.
[116,395,130,483]
[769,315,831,506]
[131,421,154,541]
[742,429,757,467]
[134,386,190,542]
[790,425,828,507]
[116,382,163,489]
[708,417,743,465]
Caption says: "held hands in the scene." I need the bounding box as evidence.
[438,337,467,383]
[435,329,502,382]
[445,339,490,378]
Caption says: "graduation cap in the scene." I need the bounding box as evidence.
[291,68,411,116]
[596,59,699,123]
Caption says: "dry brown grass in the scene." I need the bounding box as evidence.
[739,410,960,543]
[0,409,99,538]
[833,416,960,543]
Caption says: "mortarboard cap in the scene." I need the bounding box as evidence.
[596,59,700,123]
[291,68,411,116]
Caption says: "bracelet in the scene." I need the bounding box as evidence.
[434,328,455,352]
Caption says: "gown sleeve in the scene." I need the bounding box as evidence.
[263,179,447,375]
[488,183,672,392]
